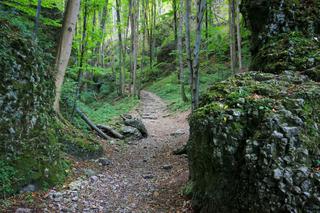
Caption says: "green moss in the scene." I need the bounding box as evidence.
[188,71,320,211]
[0,19,68,197]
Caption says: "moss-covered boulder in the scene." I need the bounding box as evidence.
[188,72,320,212]
[0,19,68,197]
[187,0,320,212]
[241,0,320,81]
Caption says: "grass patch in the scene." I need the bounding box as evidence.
[78,96,139,125]
[147,65,232,112]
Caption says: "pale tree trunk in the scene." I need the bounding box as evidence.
[229,0,236,74]
[192,0,206,110]
[132,0,139,96]
[178,0,187,102]
[173,0,178,43]
[185,0,193,95]
[100,0,109,67]
[33,0,42,39]
[236,0,242,71]
[129,0,134,94]
[116,0,125,95]
[54,0,80,114]
[72,0,88,117]
[141,0,146,77]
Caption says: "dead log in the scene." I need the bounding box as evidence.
[96,124,124,139]
[76,107,112,140]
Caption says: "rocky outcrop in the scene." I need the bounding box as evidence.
[241,0,320,81]
[188,72,320,212]
[187,0,320,212]
[0,19,67,196]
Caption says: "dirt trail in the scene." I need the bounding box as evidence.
[44,91,191,212]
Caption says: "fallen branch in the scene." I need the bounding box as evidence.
[76,107,112,140]
[97,124,124,139]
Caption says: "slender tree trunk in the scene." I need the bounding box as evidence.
[173,0,178,43]
[141,0,146,77]
[178,0,187,102]
[33,0,42,39]
[100,0,109,67]
[116,0,125,95]
[133,0,139,95]
[236,0,242,71]
[130,0,139,95]
[205,0,209,61]
[72,0,88,117]
[185,0,193,92]
[54,0,80,114]
[229,0,236,74]
[129,0,134,94]
[192,0,206,110]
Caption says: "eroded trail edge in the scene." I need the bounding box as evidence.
[44,91,191,212]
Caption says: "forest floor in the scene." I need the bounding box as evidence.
[41,91,192,212]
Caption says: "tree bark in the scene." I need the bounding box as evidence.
[178,0,187,102]
[72,0,88,117]
[185,0,193,92]
[96,124,124,139]
[100,0,109,67]
[54,0,80,114]
[76,108,112,140]
[236,0,242,71]
[33,0,42,39]
[116,0,125,96]
[229,0,236,74]
[173,0,178,43]
[192,0,206,110]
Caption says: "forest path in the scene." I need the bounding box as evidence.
[44,91,191,212]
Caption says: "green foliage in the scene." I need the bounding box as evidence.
[0,161,17,196]
[206,25,229,62]
[77,96,139,125]
[147,64,232,111]
[2,0,64,27]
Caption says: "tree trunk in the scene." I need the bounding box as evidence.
[185,0,193,97]
[116,0,125,96]
[236,0,242,71]
[178,0,187,102]
[53,0,80,114]
[173,0,178,43]
[72,0,88,117]
[100,0,109,67]
[76,108,112,140]
[229,0,236,74]
[33,0,42,39]
[192,0,206,110]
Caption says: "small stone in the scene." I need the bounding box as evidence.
[53,192,63,202]
[282,126,299,138]
[97,158,112,166]
[71,196,78,202]
[90,175,99,183]
[272,131,284,139]
[273,168,283,180]
[20,184,37,193]
[298,166,310,176]
[170,129,185,136]
[15,208,31,213]
[83,169,96,177]
[292,186,301,194]
[143,174,154,179]
[161,164,173,170]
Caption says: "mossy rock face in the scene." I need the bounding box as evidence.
[188,72,320,212]
[241,0,320,79]
[0,19,68,196]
